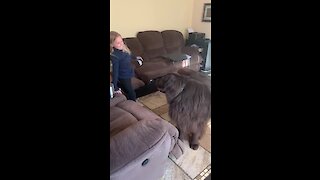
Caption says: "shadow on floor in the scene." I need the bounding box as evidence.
[135,80,158,98]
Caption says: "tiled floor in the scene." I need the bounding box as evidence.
[138,91,211,180]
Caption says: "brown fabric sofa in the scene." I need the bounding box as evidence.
[110,94,185,180]
[124,30,202,84]
[131,76,145,90]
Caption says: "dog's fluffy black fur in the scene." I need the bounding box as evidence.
[156,71,211,150]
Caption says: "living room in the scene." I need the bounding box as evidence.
[110,0,211,179]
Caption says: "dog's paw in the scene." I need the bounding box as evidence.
[190,144,199,150]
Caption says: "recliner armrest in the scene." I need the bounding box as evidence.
[110,118,183,174]
[110,118,167,173]
[110,94,127,107]
[131,59,140,69]
[181,46,200,56]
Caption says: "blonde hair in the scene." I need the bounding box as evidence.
[110,31,131,55]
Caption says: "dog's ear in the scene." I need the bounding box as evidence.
[155,73,175,91]
[162,74,185,95]
[162,74,176,91]
[155,76,167,92]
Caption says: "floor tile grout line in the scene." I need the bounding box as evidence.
[168,156,193,180]
[200,144,211,155]
[193,164,212,180]
[168,155,212,180]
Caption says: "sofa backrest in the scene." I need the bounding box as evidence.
[137,31,167,60]
[161,30,185,54]
[123,37,145,58]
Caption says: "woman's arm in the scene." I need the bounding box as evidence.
[111,57,120,91]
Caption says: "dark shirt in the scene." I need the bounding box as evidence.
[111,48,134,90]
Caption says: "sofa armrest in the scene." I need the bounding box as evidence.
[110,94,127,107]
[131,59,141,69]
[110,118,177,174]
[181,46,199,56]
[116,100,160,120]
[164,121,185,159]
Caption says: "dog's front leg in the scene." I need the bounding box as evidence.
[189,131,201,150]
[177,127,188,141]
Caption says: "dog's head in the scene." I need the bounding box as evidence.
[155,73,182,92]
[155,73,186,100]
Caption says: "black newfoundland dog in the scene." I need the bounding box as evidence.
[155,70,211,150]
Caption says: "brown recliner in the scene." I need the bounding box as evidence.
[123,30,202,84]
[110,94,185,180]
[124,35,173,84]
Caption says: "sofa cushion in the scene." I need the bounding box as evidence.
[134,59,176,83]
[110,94,127,107]
[137,31,167,60]
[131,76,145,90]
[116,100,160,121]
[110,97,160,137]
[110,106,137,137]
[161,30,185,54]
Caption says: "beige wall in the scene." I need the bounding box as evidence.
[191,0,211,39]
[110,0,211,39]
[110,0,194,38]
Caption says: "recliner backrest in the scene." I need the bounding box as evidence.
[161,30,185,54]
[123,37,144,57]
[137,31,167,60]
